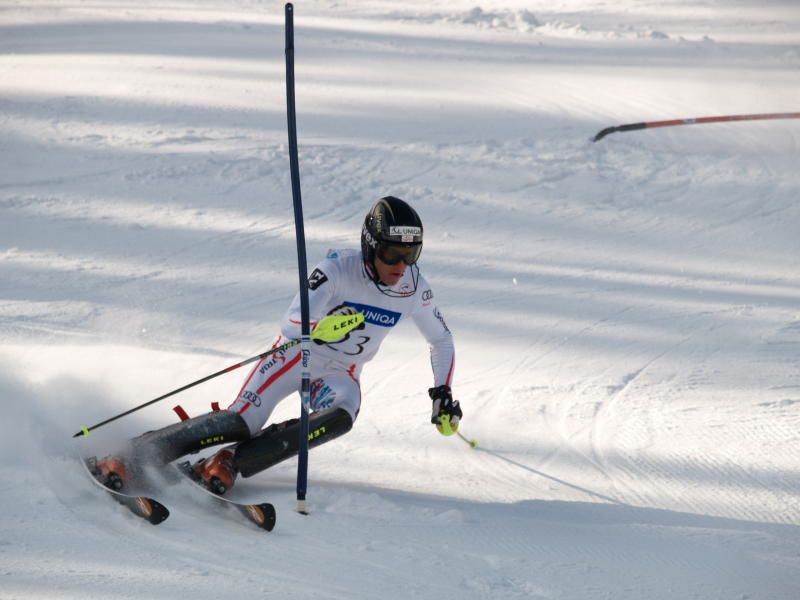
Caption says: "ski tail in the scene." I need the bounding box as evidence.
[176,461,276,532]
[114,494,170,525]
[240,502,277,531]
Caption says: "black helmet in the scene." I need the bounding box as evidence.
[361,196,423,269]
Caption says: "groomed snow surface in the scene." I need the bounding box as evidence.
[2,1,799,598]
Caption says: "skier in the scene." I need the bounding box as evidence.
[96,196,461,494]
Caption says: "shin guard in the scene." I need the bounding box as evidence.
[131,411,252,465]
[234,408,353,478]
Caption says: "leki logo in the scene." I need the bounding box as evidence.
[200,435,226,446]
[308,425,328,441]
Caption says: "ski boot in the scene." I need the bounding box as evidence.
[90,456,131,491]
[191,448,237,495]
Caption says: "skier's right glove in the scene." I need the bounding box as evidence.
[311,304,365,344]
[429,385,462,436]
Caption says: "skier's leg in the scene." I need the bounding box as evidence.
[233,368,361,477]
[127,339,301,461]
[189,339,305,491]
[97,338,300,483]
[226,337,304,435]
[129,410,251,465]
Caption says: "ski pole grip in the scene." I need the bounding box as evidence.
[310,312,365,343]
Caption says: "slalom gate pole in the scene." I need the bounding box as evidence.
[284,2,312,515]
[71,339,301,438]
[592,111,800,142]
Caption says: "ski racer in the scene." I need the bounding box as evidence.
[96,196,461,494]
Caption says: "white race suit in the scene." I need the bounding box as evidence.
[227,249,455,435]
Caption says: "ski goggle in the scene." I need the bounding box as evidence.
[376,242,422,265]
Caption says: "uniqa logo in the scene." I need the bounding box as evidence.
[389,226,421,237]
[344,302,401,327]
[365,310,395,325]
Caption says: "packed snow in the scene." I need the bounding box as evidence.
[1,1,799,598]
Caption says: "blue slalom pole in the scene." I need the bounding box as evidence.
[284,2,311,514]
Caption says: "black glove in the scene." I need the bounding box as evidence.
[429,385,462,436]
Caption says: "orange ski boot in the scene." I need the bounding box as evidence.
[94,456,131,491]
[192,448,237,495]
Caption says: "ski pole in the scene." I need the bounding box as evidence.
[457,431,478,449]
[72,339,301,438]
[592,111,800,142]
[71,313,365,439]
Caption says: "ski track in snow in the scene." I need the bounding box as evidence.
[2,1,800,599]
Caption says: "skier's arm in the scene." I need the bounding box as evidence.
[411,282,459,435]
[410,283,455,388]
[281,260,338,340]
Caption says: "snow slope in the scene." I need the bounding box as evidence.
[1,1,799,598]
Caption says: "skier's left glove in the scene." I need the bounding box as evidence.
[429,385,461,436]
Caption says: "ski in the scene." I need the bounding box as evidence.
[176,461,276,532]
[81,456,170,525]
